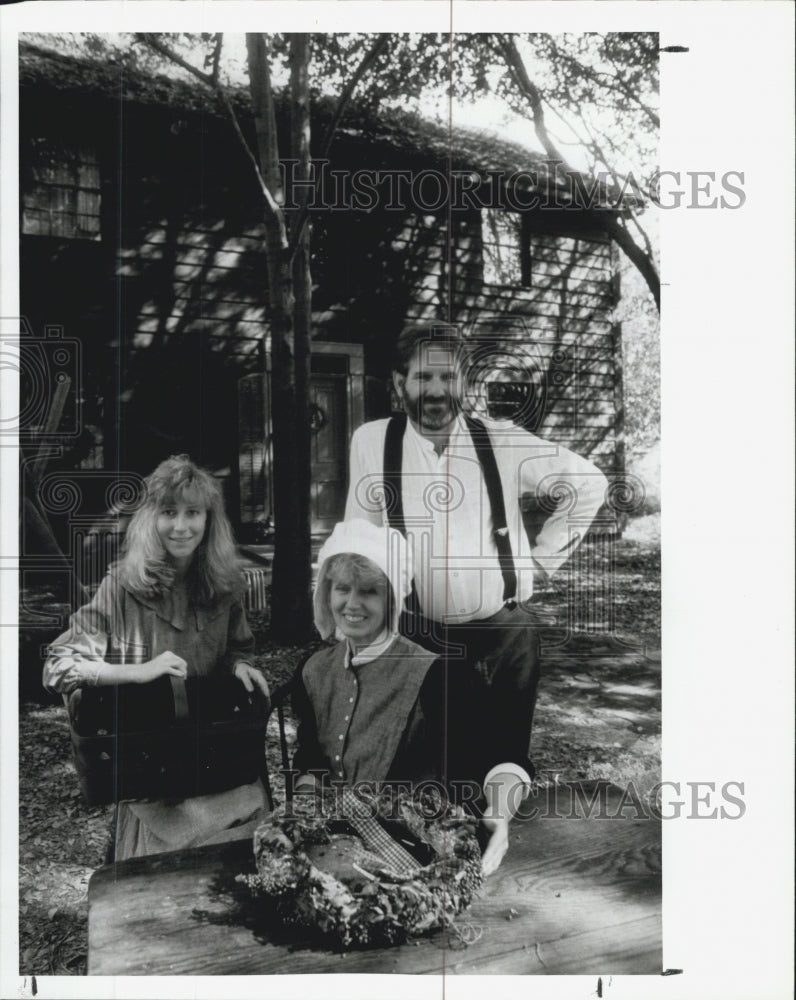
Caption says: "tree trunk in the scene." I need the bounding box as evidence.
[287,32,314,635]
[245,33,313,642]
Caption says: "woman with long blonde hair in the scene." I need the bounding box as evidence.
[44,455,270,860]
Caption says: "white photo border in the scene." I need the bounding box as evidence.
[1,3,793,999]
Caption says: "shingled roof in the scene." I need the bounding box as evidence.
[19,41,634,209]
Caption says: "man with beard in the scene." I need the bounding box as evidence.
[344,323,607,870]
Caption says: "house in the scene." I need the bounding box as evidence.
[19,41,628,557]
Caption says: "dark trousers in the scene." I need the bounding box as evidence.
[399,604,541,775]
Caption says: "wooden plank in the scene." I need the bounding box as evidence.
[529,247,613,268]
[168,261,267,281]
[446,914,661,975]
[456,303,610,326]
[135,227,266,250]
[126,344,261,368]
[459,276,611,299]
[461,297,613,322]
[531,233,612,253]
[453,268,613,298]
[537,416,616,432]
[549,373,617,390]
[522,292,613,312]
[543,399,619,414]
[88,783,660,976]
[132,241,265,268]
[463,255,613,283]
[530,270,613,292]
[397,231,612,266]
[454,311,616,338]
[137,298,268,322]
[492,233,612,256]
[455,276,613,299]
[531,240,612,262]
[463,330,616,353]
[130,318,267,342]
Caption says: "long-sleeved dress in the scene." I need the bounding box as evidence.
[44,568,267,859]
[292,633,526,810]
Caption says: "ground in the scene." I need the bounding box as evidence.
[17,514,660,975]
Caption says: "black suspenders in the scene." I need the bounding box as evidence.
[383,412,410,537]
[463,414,518,604]
[383,413,518,605]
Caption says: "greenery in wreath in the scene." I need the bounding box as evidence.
[237,785,484,948]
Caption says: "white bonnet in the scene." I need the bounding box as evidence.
[313,519,413,639]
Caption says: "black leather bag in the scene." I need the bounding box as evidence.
[67,674,270,806]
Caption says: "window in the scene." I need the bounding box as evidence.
[22,138,101,240]
[480,209,529,286]
[481,206,617,291]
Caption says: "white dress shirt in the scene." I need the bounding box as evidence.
[345,413,608,624]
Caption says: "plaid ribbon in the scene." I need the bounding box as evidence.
[339,787,420,876]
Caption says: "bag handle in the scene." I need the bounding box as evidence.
[169,674,190,723]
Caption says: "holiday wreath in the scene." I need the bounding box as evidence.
[238,785,484,948]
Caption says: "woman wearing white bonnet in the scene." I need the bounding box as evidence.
[290,518,529,875]
[312,519,412,641]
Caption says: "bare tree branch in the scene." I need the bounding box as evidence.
[554,101,631,195]
[626,209,656,264]
[549,103,655,268]
[497,35,565,165]
[546,37,660,129]
[217,83,288,244]
[497,35,659,310]
[137,32,287,248]
[210,32,223,84]
[603,214,660,311]
[287,33,391,263]
[319,34,390,162]
[135,33,214,86]
[601,47,660,129]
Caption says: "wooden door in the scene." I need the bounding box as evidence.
[310,375,347,533]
